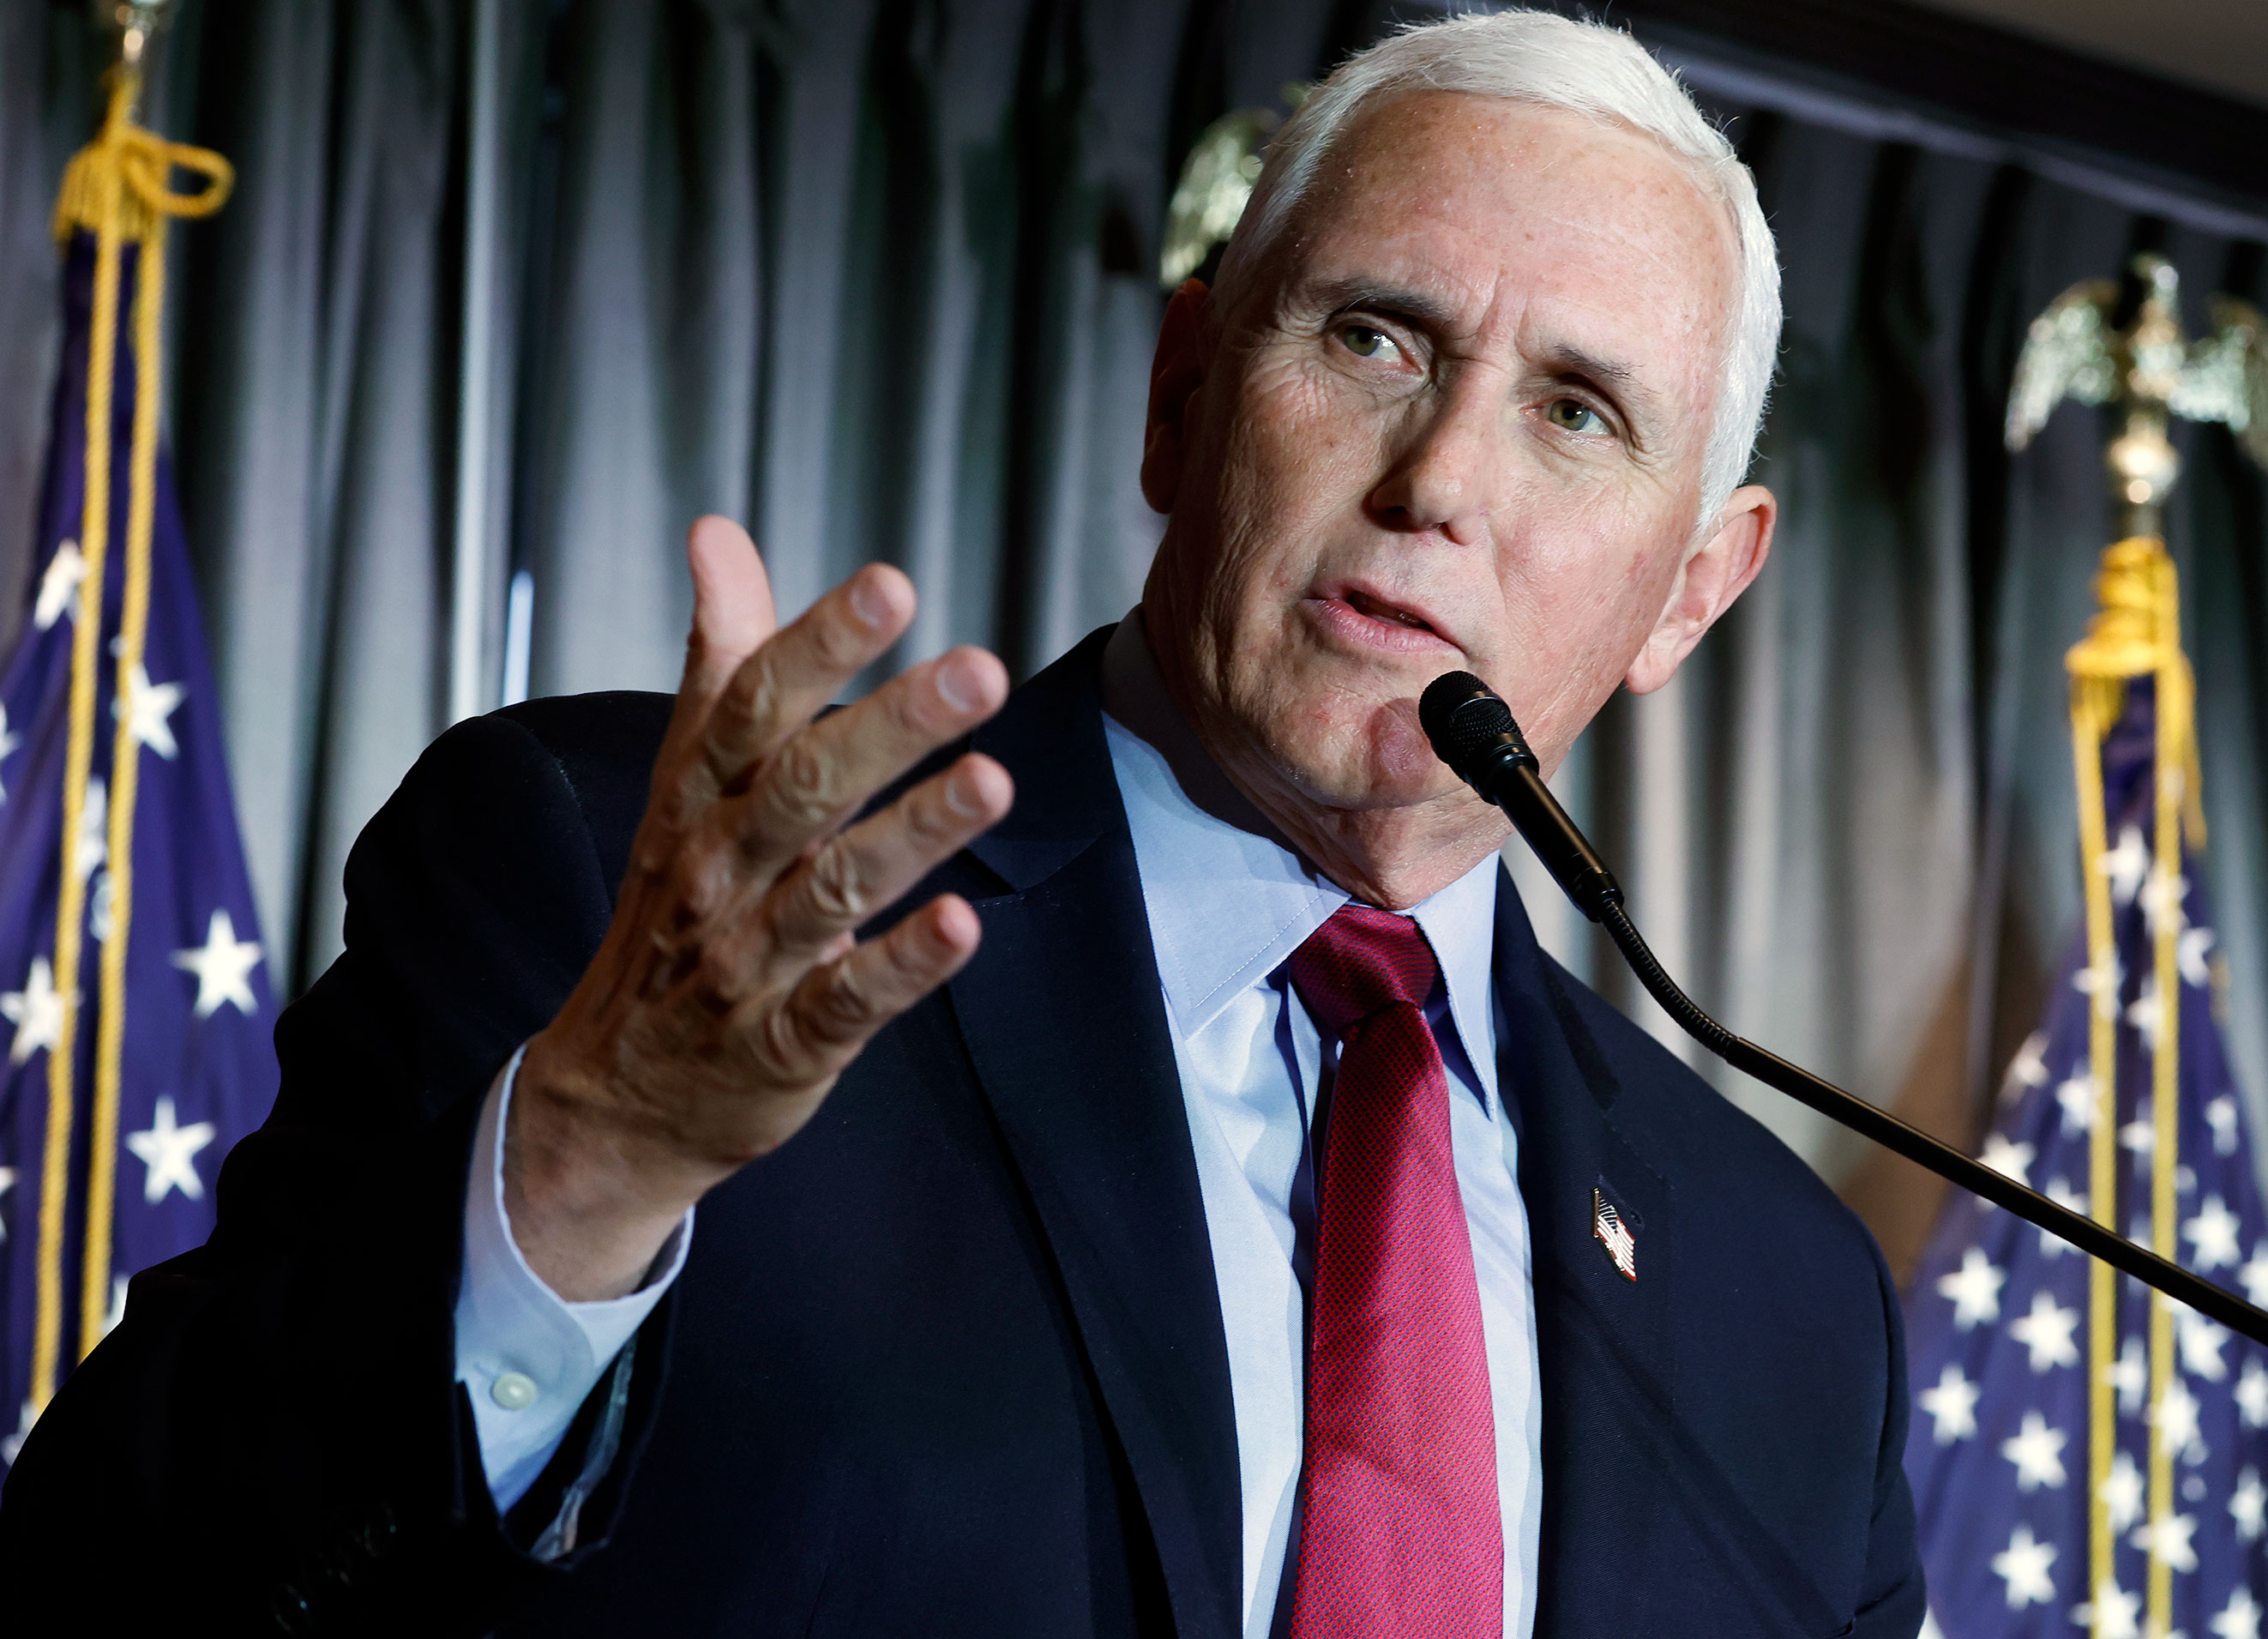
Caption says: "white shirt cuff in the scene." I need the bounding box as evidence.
[454,1044,694,1514]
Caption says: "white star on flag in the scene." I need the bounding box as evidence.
[1988,1522,2056,1609]
[2127,975,2165,1052]
[2153,1377,2205,1464]
[170,909,262,1020]
[0,702,17,804]
[33,539,84,631]
[2007,1291,2079,1372]
[2175,1304,2230,1381]
[2040,1177,2087,1257]
[2130,1509,2199,1572]
[124,1095,215,1204]
[2075,1576,2141,1639]
[101,1273,127,1338]
[2121,1108,2157,1158]
[1916,1363,1980,1444]
[2232,1467,2267,1544]
[1979,1132,2035,1189]
[2100,823,2150,905]
[2000,1410,2067,1490]
[2074,949,2125,1021]
[2207,1094,2241,1156]
[0,1396,34,1467]
[2184,1195,2244,1272]
[2056,1072,2102,1136]
[2239,1360,2268,1429]
[2139,861,2190,937]
[74,775,106,883]
[0,1165,14,1242]
[2212,1586,2263,1639]
[1937,1246,2005,1329]
[2181,925,2218,988]
[1,956,70,1066]
[2241,1245,2268,1311]
[2109,1335,2150,1418]
[88,870,113,946]
[2101,1449,2145,1533]
[2002,1030,2048,1102]
[113,661,184,760]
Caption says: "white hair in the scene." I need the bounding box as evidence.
[1212,9,1782,526]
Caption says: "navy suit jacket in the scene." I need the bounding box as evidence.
[0,629,1923,1636]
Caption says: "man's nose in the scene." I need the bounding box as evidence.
[1363,384,1499,547]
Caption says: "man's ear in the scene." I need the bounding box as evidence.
[1625,484,1777,695]
[1140,279,1212,514]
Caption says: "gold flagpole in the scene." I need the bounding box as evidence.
[2066,542,2188,1638]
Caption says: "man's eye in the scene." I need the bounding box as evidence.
[1339,324,1395,360]
[1545,398,1607,434]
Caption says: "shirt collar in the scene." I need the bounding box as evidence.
[1098,612,1501,1106]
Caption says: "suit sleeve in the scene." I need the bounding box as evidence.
[0,703,671,1634]
[1849,1236,1928,1639]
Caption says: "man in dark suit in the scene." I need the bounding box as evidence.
[3,11,1923,1636]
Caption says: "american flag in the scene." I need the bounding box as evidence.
[1904,681,2268,1637]
[0,231,276,1464]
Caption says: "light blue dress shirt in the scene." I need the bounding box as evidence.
[453,615,1542,1636]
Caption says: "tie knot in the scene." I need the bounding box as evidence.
[1286,903,1442,1038]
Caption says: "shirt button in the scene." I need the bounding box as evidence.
[491,1371,538,1411]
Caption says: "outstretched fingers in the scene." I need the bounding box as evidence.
[758,752,1014,970]
[724,644,1008,877]
[753,894,985,1092]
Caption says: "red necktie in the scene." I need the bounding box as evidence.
[1286,904,1501,1638]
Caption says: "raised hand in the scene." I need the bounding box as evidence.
[507,516,1013,1300]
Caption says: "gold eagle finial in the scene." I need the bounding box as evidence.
[2007,253,2268,537]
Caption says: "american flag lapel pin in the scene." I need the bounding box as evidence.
[1592,1188,1637,1281]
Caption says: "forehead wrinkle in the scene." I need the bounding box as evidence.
[1302,183,1728,371]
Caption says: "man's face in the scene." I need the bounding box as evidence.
[1144,92,1766,840]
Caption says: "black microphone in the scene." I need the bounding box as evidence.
[1419,674,1621,923]
[1421,668,2268,1347]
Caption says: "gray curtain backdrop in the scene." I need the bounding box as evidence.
[3,0,2264,1274]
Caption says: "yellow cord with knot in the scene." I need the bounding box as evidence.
[29,69,230,1416]
[2066,537,2194,1639]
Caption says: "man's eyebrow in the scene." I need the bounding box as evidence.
[1297,277,1463,331]
[1541,342,1662,425]
[1547,345,1636,390]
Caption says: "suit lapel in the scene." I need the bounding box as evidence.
[1491,880,1678,1636]
[948,632,1242,1639]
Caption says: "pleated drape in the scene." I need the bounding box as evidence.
[3,0,2264,1271]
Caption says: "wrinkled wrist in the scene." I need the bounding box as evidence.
[505,1033,713,1301]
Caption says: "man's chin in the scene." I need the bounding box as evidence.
[1251,700,1461,814]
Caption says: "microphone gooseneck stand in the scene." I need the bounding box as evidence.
[1418,670,2268,1347]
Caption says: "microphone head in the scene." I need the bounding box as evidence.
[1420,672,1538,782]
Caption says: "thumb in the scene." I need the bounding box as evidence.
[682,515,776,708]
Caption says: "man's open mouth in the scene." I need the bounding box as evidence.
[1343,588,1437,635]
